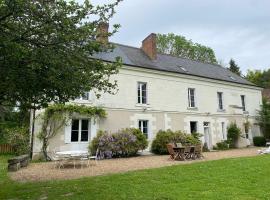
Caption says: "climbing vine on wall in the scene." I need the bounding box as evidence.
[38,104,106,161]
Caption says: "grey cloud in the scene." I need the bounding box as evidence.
[86,0,270,72]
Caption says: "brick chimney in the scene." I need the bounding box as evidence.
[96,22,109,44]
[141,33,157,60]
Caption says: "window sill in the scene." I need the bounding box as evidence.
[136,103,151,108]
[217,109,226,113]
[187,107,198,111]
[69,141,89,144]
[72,99,93,104]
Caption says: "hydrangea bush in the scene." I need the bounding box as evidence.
[89,128,148,159]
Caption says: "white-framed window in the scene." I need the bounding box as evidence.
[139,120,148,139]
[71,119,89,142]
[137,82,147,104]
[188,88,196,108]
[76,92,90,100]
[241,95,246,111]
[217,92,224,110]
[221,122,226,140]
[190,121,198,133]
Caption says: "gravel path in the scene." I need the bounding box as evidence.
[10,147,261,182]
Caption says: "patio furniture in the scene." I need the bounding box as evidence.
[189,146,195,160]
[89,148,99,166]
[176,143,183,147]
[184,146,192,159]
[173,146,186,161]
[167,144,178,160]
[194,145,203,159]
[55,150,90,168]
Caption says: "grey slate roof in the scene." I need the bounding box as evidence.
[94,43,256,87]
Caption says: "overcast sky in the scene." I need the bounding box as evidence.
[88,0,270,73]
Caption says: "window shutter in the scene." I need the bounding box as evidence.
[64,119,72,143]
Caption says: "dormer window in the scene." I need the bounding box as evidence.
[178,66,188,72]
[229,76,236,80]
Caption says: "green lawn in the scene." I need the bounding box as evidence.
[0,155,270,200]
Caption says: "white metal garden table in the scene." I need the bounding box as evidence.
[55,150,89,168]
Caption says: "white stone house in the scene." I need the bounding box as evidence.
[32,31,262,157]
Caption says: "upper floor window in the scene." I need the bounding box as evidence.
[138,82,147,104]
[217,92,224,110]
[241,95,246,111]
[139,120,148,139]
[71,119,89,142]
[188,88,196,108]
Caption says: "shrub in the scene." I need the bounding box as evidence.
[89,128,148,159]
[151,130,201,155]
[215,141,229,150]
[253,136,266,147]
[4,126,30,155]
[227,122,241,147]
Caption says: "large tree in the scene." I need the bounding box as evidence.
[0,0,122,110]
[156,33,217,64]
[257,98,270,139]
[228,59,241,76]
[246,69,270,88]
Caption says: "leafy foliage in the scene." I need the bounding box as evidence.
[151,130,201,155]
[0,0,122,109]
[4,126,30,155]
[253,136,266,147]
[228,59,241,76]
[227,122,241,147]
[214,141,229,150]
[89,128,148,159]
[256,98,270,139]
[38,104,106,160]
[246,69,270,88]
[156,33,217,64]
[0,105,29,144]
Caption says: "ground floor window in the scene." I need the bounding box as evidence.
[71,119,89,142]
[139,120,148,139]
[190,121,198,133]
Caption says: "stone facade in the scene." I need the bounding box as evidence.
[32,65,262,158]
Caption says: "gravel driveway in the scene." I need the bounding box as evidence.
[10,147,261,182]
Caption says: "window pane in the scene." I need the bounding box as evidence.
[138,83,147,104]
[81,131,88,142]
[71,131,79,142]
[72,120,79,130]
[190,121,197,133]
[82,92,89,100]
[241,95,246,111]
[188,88,195,107]
[218,92,223,109]
[81,119,89,130]
[138,91,141,103]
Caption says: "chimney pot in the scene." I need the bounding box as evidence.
[141,33,157,60]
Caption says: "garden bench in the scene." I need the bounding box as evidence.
[8,154,29,172]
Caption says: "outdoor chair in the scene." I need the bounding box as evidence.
[189,146,195,159]
[194,145,203,159]
[184,146,192,159]
[89,148,100,166]
[51,149,65,169]
[166,144,178,160]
